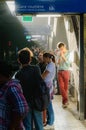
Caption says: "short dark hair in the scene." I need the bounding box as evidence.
[0,61,13,77]
[58,42,65,48]
[18,49,31,64]
[43,53,55,63]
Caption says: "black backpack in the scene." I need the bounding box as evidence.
[32,66,50,111]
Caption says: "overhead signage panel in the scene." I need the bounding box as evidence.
[15,0,86,13]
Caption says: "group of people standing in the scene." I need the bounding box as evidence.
[0,42,71,130]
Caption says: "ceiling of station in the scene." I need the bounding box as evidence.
[17,16,52,35]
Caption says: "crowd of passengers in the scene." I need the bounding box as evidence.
[0,42,71,130]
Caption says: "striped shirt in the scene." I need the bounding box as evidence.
[0,79,28,130]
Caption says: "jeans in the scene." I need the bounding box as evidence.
[23,106,43,130]
[47,101,54,125]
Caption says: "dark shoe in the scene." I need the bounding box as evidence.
[62,104,68,108]
[62,102,69,108]
[43,122,47,127]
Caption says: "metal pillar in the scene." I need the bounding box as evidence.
[79,14,85,120]
[84,14,86,119]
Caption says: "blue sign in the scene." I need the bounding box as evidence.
[15,0,86,13]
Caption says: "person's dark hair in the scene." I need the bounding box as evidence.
[0,61,13,78]
[58,42,65,48]
[18,50,31,64]
[43,53,55,63]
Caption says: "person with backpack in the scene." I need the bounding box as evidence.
[41,52,56,130]
[15,48,44,130]
[0,61,29,130]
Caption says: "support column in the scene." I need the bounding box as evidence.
[84,14,86,119]
[79,14,85,120]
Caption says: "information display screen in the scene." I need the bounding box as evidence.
[15,0,86,13]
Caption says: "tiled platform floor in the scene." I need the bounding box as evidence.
[53,95,86,130]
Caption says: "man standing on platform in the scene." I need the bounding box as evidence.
[57,42,71,108]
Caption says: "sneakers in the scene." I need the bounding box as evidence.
[62,104,67,108]
[62,102,69,108]
[44,124,54,130]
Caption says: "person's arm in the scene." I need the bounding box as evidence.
[41,70,49,79]
[58,51,70,64]
[7,84,29,130]
[61,52,66,62]
[41,63,53,80]
[58,51,66,63]
[57,58,61,64]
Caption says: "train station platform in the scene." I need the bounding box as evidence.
[52,95,86,130]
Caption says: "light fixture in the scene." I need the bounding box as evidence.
[36,14,62,17]
[32,35,41,38]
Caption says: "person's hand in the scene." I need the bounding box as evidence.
[59,51,66,62]
[58,59,61,64]
[60,51,64,57]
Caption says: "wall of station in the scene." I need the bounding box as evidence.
[84,14,86,118]
[84,14,86,88]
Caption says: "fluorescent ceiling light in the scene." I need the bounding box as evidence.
[36,14,62,17]
[32,35,41,38]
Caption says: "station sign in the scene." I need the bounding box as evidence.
[15,0,86,14]
[22,16,33,22]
